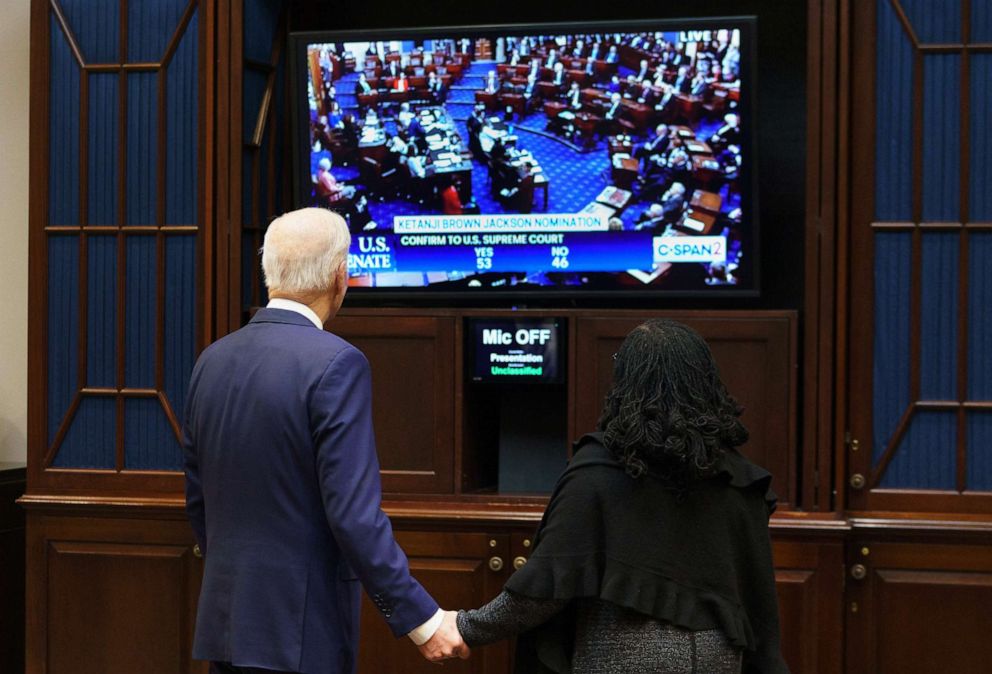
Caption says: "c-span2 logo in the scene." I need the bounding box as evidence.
[653,236,728,264]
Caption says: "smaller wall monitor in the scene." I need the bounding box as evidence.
[468,317,564,383]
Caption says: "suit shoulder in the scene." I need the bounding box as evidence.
[311,331,370,377]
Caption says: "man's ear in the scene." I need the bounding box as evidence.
[335,259,348,292]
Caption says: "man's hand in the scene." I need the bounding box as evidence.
[417,610,471,663]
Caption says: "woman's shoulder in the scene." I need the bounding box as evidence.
[570,432,778,513]
[566,433,628,478]
[711,448,778,514]
[554,433,630,495]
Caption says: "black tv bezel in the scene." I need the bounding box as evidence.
[466,316,566,386]
[289,16,760,304]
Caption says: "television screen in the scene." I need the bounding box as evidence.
[292,18,756,298]
[468,317,563,383]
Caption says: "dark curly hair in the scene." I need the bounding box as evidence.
[597,319,748,484]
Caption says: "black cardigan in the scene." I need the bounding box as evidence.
[504,433,790,674]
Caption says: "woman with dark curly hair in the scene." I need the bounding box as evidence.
[456,319,790,673]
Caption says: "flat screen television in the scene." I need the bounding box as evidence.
[290,18,757,299]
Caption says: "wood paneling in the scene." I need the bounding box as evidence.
[574,313,797,507]
[24,508,206,674]
[21,502,860,674]
[48,541,190,673]
[0,465,26,674]
[846,538,992,674]
[331,316,456,494]
[771,533,846,674]
[358,530,514,674]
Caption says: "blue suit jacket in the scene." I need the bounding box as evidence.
[183,308,438,673]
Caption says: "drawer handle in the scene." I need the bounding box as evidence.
[488,556,504,572]
[513,556,527,570]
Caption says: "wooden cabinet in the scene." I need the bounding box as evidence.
[573,314,797,507]
[358,530,516,674]
[771,523,846,674]
[20,504,992,674]
[332,316,456,495]
[350,512,848,674]
[22,504,207,674]
[335,309,799,506]
[845,531,992,674]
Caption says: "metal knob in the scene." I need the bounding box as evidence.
[488,556,504,572]
[850,563,867,580]
[193,544,203,559]
[513,556,527,570]
[849,473,866,490]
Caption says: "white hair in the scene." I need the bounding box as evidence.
[262,208,351,296]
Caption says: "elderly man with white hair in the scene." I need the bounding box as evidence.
[183,208,469,673]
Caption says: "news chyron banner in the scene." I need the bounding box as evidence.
[348,213,727,276]
[469,317,562,384]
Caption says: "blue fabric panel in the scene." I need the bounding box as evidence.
[52,396,116,469]
[86,235,118,387]
[124,397,182,470]
[921,55,960,222]
[973,0,992,42]
[968,232,992,400]
[901,0,962,43]
[967,412,992,491]
[163,235,196,423]
[878,411,957,489]
[127,0,188,63]
[875,0,914,221]
[919,232,958,399]
[48,236,80,445]
[60,0,120,63]
[873,231,913,463]
[244,0,282,63]
[126,72,158,225]
[88,73,118,226]
[49,15,81,226]
[970,55,992,221]
[124,235,156,388]
[165,9,198,226]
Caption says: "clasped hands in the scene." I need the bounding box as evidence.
[417,610,471,663]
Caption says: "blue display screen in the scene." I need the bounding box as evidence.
[297,18,754,295]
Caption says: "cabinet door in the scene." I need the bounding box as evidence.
[573,314,797,507]
[25,511,206,674]
[358,531,512,674]
[332,316,456,494]
[771,537,844,674]
[845,539,992,674]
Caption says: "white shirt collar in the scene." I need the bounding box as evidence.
[266,298,324,330]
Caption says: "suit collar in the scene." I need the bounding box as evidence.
[250,307,322,329]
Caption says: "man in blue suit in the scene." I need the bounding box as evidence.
[183,208,469,673]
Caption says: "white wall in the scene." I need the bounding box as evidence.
[0,0,30,464]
